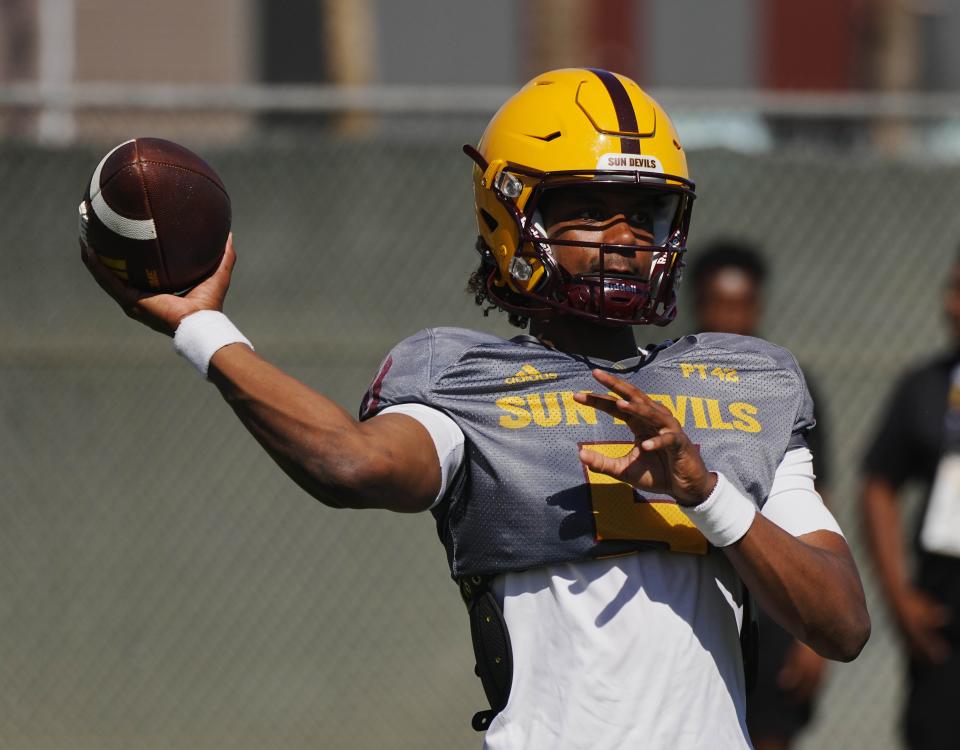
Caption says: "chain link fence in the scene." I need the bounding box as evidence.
[3,102,959,749]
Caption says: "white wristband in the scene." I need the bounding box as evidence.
[682,472,757,547]
[173,310,253,379]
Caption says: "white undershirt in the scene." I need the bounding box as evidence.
[379,403,843,749]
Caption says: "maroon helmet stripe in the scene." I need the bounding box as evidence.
[586,68,642,154]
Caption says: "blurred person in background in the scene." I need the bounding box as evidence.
[862,257,960,750]
[82,68,869,749]
[689,241,832,750]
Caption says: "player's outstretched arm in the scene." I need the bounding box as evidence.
[82,236,441,514]
[575,369,870,663]
[207,344,441,513]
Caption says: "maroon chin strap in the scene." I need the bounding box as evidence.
[484,261,680,328]
[563,275,653,322]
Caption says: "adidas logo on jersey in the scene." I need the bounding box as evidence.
[505,364,559,384]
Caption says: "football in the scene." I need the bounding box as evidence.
[78,137,231,293]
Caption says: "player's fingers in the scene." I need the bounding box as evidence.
[639,430,684,453]
[578,447,630,479]
[573,390,657,420]
[81,241,119,292]
[610,394,680,432]
[222,232,237,273]
[590,369,677,425]
[590,369,645,400]
[586,392,676,440]
[204,236,236,285]
[81,241,144,312]
[188,234,235,303]
[573,391,631,419]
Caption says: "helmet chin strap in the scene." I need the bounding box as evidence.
[561,273,650,323]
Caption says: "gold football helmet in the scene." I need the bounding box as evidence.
[465,68,695,326]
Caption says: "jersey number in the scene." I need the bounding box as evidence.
[581,442,708,555]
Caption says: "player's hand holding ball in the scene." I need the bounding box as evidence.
[79,137,235,336]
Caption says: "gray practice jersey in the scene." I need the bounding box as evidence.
[360,327,814,580]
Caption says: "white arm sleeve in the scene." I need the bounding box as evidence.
[761,447,843,537]
[378,403,465,509]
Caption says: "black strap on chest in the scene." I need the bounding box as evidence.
[741,587,760,694]
[459,574,513,732]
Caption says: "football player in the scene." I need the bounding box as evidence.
[82,68,869,749]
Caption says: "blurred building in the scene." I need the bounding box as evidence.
[3,0,960,145]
